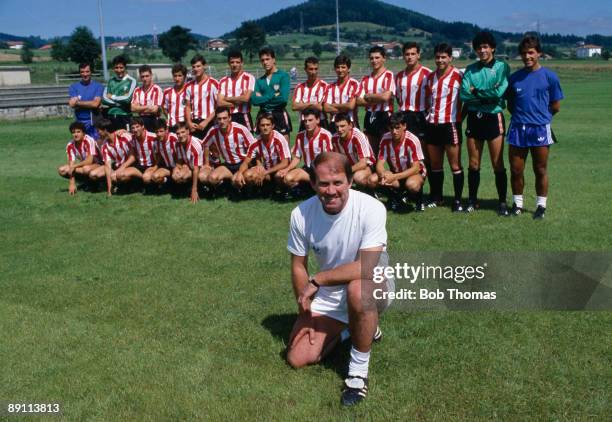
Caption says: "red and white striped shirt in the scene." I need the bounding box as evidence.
[324,77,361,122]
[66,134,98,162]
[133,130,158,167]
[185,77,219,120]
[331,128,375,166]
[101,132,133,167]
[132,84,163,116]
[157,132,180,168]
[246,130,291,170]
[378,131,425,173]
[426,66,463,124]
[292,127,333,167]
[360,70,396,113]
[202,122,255,165]
[162,85,187,128]
[177,135,203,169]
[395,65,432,112]
[218,71,255,114]
[293,79,328,120]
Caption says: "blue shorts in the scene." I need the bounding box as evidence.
[507,123,554,148]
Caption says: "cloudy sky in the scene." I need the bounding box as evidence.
[1,0,610,38]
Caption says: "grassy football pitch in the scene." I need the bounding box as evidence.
[1,70,611,420]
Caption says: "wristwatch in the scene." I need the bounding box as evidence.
[308,275,320,289]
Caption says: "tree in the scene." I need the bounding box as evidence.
[67,26,100,68]
[159,26,197,63]
[21,41,33,64]
[312,41,322,58]
[51,38,69,62]
[235,21,266,62]
[602,49,610,61]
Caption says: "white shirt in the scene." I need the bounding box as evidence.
[287,190,387,316]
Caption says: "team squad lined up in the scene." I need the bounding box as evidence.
[60,32,563,219]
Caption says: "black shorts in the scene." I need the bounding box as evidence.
[400,111,427,141]
[426,122,463,146]
[302,164,315,179]
[222,162,243,174]
[134,163,150,173]
[465,111,505,141]
[258,110,292,135]
[298,118,329,133]
[364,111,391,141]
[140,115,159,132]
[231,113,254,132]
[192,118,214,139]
[109,115,131,132]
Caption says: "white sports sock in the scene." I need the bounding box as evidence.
[348,346,370,378]
[536,196,547,208]
[513,195,524,208]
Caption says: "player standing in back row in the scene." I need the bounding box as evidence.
[425,43,465,212]
[506,35,563,220]
[292,56,328,132]
[217,51,256,131]
[323,54,361,134]
[356,46,396,157]
[460,32,511,216]
[185,54,219,139]
[131,65,163,132]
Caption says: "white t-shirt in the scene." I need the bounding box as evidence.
[287,190,387,319]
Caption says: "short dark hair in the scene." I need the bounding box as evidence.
[191,54,206,66]
[69,121,86,133]
[434,43,453,56]
[369,45,386,58]
[311,152,353,184]
[472,31,497,50]
[112,55,128,67]
[227,50,243,62]
[177,122,190,130]
[154,119,167,130]
[130,117,144,127]
[304,56,319,67]
[256,112,274,127]
[334,54,351,68]
[333,113,352,125]
[78,63,91,71]
[95,118,113,131]
[518,35,542,53]
[402,42,420,54]
[259,47,275,58]
[301,107,319,119]
[389,112,406,128]
[215,106,231,116]
[171,63,187,76]
[138,64,152,74]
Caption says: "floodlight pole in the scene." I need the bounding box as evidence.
[336,0,340,55]
[98,0,109,80]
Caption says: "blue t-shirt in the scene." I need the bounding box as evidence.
[507,67,563,125]
[68,80,104,123]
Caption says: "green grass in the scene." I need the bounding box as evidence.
[0,68,611,420]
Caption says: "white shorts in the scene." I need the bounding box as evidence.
[311,277,395,324]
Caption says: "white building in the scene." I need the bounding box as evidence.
[576,44,602,58]
[452,48,462,58]
[7,41,24,50]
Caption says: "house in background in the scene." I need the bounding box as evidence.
[7,41,24,50]
[576,44,602,58]
[207,39,229,52]
[109,42,129,50]
[452,47,462,58]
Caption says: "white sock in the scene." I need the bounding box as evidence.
[513,195,524,208]
[348,346,370,378]
[536,196,547,208]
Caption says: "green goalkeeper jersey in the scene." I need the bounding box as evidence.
[460,58,510,114]
[102,74,137,116]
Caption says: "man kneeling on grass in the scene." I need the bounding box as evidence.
[58,121,101,195]
[370,112,426,211]
[233,112,291,194]
[174,122,205,203]
[89,118,137,196]
[286,151,393,406]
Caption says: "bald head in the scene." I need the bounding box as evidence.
[310,152,353,184]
